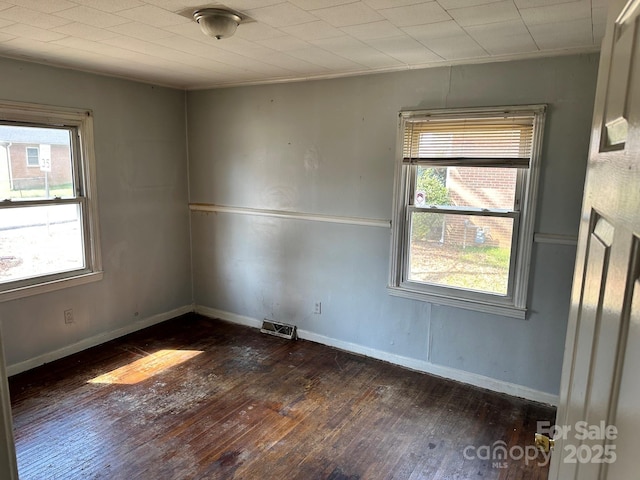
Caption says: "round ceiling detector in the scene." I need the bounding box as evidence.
[193,8,242,40]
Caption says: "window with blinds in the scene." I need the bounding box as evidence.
[389,106,546,318]
[402,115,535,167]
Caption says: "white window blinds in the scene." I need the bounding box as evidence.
[402,113,536,168]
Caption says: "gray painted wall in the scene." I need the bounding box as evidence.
[187,53,599,397]
[0,52,598,400]
[0,57,192,368]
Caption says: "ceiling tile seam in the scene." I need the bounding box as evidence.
[378,0,434,9]
[51,6,134,29]
[0,24,67,43]
[300,0,365,11]
[0,9,74,30]
[369,38,445,64]
[514,0,594,9]
[447,5,533,56]
[115,3,193,21]
[0,47,190,89]
[44,40,177,71]
[519,11,597,45]
[4,1,76,15]
[398,20,492,57]
[242,2,321,28]
[511,1,542,51]
[70,13,288,74]
[93,36,269,76]
[199,38,315,69]
[175,13,342,47]
[261,15,454,48]
[300,39,380,71]
[517,0,595,26]
[135,33,306,77]
[288,2,385,28]
[236,24,405,68]
[190,44,594,90]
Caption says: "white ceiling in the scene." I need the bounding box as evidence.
[0,0,606,90]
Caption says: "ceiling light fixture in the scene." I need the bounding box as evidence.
[193,8,242,40]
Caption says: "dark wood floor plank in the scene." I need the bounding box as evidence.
[9,313,556,479]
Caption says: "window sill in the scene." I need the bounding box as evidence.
[0,271,103,303]
[387,285,527,319]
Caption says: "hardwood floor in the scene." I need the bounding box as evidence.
[9,314,555,479]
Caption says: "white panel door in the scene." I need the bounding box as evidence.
[549,0,640,479]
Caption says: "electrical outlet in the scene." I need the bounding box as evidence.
[313,301,322,315]
[64,309,74,324]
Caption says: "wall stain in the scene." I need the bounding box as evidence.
[304,145,321,173]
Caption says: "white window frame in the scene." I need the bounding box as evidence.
[0,100,103,302]
[25,146,39,167]
[388,105,546,319]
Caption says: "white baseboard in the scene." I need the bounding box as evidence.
[6,304,194,377]
[196,305,262,329]
[196,305,558,406]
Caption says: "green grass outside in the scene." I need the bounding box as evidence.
[461,246,511,269]
[1,183,74,200]
[410,242,512,295]
[442,246,511,294]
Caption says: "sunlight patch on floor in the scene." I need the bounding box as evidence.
[88,349,203,385]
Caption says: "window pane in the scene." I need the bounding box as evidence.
[415,166,517,210]
[0,125,74,200]
[408,212,513,295]
[0,204,84,284]
[26,147,39,167]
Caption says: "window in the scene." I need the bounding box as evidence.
[26,146,39,167]
[0,101,102,302]
[389,106,546,318]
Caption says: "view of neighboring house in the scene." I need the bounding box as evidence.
[0,126,72,199]
[410,165,518,296]
[444,166,517,248]
[0,125,80,284]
